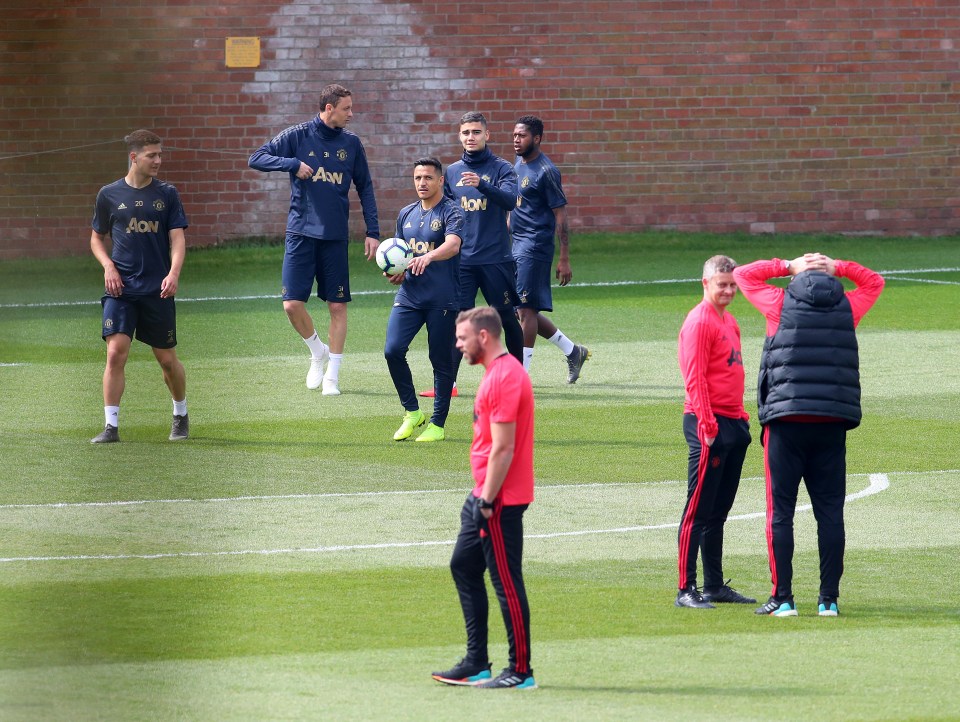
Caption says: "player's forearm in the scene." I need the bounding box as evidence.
[555,207,569,253]
[168,230,186,276]
[836,260,885,324]
[90,232,114,270]
[248,145,299,174]
[428,235,462,262]
[478,176,518,210]
[481,448,514,502]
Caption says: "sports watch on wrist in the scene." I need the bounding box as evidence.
[477,498,495,510]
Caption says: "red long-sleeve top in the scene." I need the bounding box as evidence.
[733,258,886,335]
[678,300,749,440]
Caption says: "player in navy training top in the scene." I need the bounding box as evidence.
[89,129,190,444]
[384,158,464,442]
[418,112,523,398]
[249,83,380,396]
[511,115,590,384]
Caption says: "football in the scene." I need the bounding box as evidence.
[375,237,413,275]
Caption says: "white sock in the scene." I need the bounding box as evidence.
[325,353,343,381]
[304,331,328,358]
[173,399,187,417]
[523,347,534,371]
[549,330,575,356]
[105,406,119,429]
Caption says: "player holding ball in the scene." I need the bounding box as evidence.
[383,158,464,442]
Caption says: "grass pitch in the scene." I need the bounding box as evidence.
[0,232,958,720]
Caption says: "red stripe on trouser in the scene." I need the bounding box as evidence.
[762,425,778,596]
[488,509,529,674]
[677,438,711,588]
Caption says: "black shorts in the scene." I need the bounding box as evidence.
[514,256,553,311]
[458,262,520,311]
[101,294,177,349]
[281,233,351,303]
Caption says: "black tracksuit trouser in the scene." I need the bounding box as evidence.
[762,420,848,599]
[678,413,752,590]
[450,493,531,675]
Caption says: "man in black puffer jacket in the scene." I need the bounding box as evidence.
[734,253,884,618]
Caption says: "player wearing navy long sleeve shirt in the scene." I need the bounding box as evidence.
[420,113,524,398]
[89,130,190,444]
[511,115,590,383]
[384,158,464,442]
[249,84,380,396]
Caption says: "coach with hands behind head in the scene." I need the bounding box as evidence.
[735,252,884,617]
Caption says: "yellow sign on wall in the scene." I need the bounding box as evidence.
[225,37,260,68]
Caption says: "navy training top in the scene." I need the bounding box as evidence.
[393,196,464,310]
[443,146,516,266]
[512,152,567,262]
[92,178,188,296]
[248,115,380,242]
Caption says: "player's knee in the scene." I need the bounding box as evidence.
[384,342,406,364]
[283,300,304,320]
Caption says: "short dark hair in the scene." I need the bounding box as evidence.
[320,84,351,111]
[124,129,162,153]
[459,111,487,128]
[516,115,544,138]
[456,306,502,338]
[413,157,442,173]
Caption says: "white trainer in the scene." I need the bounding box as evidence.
[306,346,329,389]
[322,377,341,396]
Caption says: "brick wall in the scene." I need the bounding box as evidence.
[2,0,958,259]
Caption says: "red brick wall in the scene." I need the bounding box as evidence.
[2,0,958,258]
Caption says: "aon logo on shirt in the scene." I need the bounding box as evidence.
[312,167,344,184]
[460,197,487,212]
[409,239,436,255]
[125,218,160,233]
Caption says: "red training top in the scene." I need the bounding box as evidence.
[732,258,886,336]
[470,353,535,506]
[678,300,749,440]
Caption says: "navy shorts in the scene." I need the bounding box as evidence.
[458,262,520,311]
[281,233,351,303]
[101,295,177,349]
[514,256,553,312]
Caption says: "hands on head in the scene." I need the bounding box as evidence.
[789,252,836,276]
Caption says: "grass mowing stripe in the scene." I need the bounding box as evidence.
[0,473,891,564]
[1,234,958,719]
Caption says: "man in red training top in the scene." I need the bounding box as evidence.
[431,306,537,690]
[676,255,755,609]
[734,253,884,618]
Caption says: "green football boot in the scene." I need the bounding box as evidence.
[393,409,426,441]
[415,423,445,442]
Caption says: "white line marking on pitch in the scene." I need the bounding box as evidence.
[527,473,890,539]
[1,267,956,309]
[0,479,681,510]
[0,474,892,564]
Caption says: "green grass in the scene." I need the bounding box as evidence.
[0,232,958,720]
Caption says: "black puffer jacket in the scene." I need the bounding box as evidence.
[757,271,861,429]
